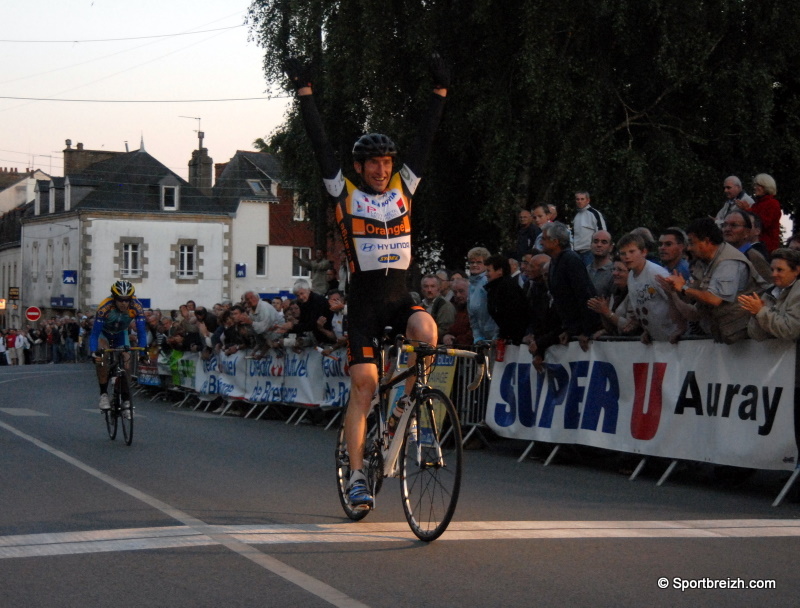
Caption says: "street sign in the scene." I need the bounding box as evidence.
[25,306,42,322]
[9,287,19,300]
[50,297,75,308]
[63,270,77,284]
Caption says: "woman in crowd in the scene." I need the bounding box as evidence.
[747,173,782,254]
[466,246,499,343]
[738,248,800,340]
[587,254,638,338]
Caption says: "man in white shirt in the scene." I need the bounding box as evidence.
[572,191,608,265]
[242,291,284,337]
[715,175,755,226]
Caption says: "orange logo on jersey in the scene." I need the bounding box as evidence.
[352,218,366,235]
[365,221,409,237]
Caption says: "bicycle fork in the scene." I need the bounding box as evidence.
[382,405,413,478]
[382,399,445,477]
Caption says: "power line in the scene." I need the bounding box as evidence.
[0,95,289,103]
[0,24,245,44]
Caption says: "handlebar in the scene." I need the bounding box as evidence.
[399,341,491,390]
[99,346,146,352]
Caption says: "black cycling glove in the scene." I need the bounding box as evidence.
[430,52,451,90]
[283,57,313,91]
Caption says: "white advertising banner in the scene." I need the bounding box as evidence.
[279,347,325,405]
[486,340,798,471]
[320,348,351,408]
[194,350,246,399]
[244,350,292,403]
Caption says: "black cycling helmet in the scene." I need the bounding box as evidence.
[352,133,398,162]
[110,280,135,298]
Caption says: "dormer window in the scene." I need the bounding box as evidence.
[162,185,179,210]
[247,179,268,195]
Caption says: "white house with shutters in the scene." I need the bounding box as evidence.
[17,140,324,320]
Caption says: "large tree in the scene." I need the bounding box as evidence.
[248,0,800,267]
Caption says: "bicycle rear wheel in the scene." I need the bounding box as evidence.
[335,407,382,521]
[400,388,463,541]
[119,375,134,446]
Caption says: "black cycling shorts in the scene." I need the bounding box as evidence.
[346,270,425,366]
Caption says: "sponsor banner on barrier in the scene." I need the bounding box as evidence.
[136,363,161,387]
[194,351,246,398]
[245,348,326,405]
[384,350,460,415]
[244,350,290,403]
[320,349,350,408]
[486,340,798,471]
[152,346,459,412]
[283,348,325,405]
[158,349,196,389]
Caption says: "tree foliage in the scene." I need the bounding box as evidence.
[247,0,800,267]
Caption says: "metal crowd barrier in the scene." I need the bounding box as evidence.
[450,346,493,447]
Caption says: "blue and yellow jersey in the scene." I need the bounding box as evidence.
[89,296,147,352]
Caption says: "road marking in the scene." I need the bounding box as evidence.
[3,519,800,560]
[0,370,75,385]
[0,419,368,608]
[0,408,48,417]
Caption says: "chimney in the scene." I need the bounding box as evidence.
[214,162,228,182]
[188,148,213,196]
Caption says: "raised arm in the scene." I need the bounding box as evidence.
[404,53,450,177]
[284,58,341,182]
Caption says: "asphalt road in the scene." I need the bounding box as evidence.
[1,363,798,608]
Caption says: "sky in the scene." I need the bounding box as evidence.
[0,0,290,181]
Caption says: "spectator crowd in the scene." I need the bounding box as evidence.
[4,173,799,372]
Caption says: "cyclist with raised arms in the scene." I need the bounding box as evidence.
[284,54,450,510]
[89,280,148,414]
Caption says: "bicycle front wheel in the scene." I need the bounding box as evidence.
[105,377,119,440]
[400,388,463,542]
[119,375,134,446]
[104,409,118,440]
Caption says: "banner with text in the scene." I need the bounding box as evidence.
[486,340,798,471]
[154,347,460,411]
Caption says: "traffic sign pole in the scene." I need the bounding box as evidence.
[25,306,42,322]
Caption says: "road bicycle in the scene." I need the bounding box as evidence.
[99,347,144,446]
[335,337,490,541]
